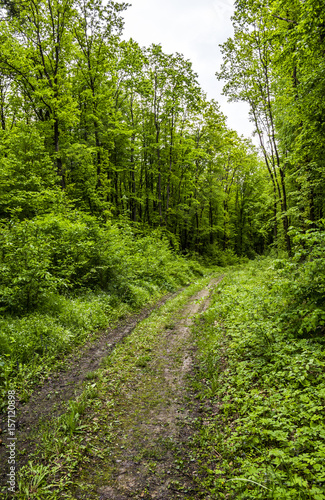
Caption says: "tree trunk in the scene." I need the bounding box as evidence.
[54,117,65,189]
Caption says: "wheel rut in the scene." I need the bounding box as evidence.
[0,293,177,486]
[73,277,223,500]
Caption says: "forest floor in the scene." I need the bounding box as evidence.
[1,275,223,499]
[0,292,176,483]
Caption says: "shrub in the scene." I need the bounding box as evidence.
[275,227,325,337]
[0,220,63,313]
[0,212,204,315]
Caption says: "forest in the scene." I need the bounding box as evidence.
[0,0,325,498]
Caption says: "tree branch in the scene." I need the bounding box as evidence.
[272,14,297,25]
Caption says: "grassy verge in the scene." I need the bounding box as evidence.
[1,291,134,409]
[6,274,214,499]
[191,259,325,499]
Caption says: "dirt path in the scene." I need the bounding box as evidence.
[72,277,223,500]
[1,277,223,499]
[0,293,177,486]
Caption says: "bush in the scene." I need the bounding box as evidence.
[0,212,204,315]
[0,220,63,313]
[275,227,325,337]
[199,244,248,267]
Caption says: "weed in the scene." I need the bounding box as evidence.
[16,461,60,499]
[135,355,152,368]
[192,259,325,499]
[85,383,99,400]
[58,399,87,436]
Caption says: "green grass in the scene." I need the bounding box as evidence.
[0,291,132,410]
[192,258,325,499]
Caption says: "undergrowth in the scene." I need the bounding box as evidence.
[192,258,325,499]
[0,211,204,410]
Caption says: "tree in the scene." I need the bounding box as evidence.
[217,3,292,254]
[0,0,78,188]
[72,0,127,193]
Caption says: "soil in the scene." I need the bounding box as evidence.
[0,277,224,498]
[72,277,223,500]
[0,292,177,486]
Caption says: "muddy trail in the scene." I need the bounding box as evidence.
[1,276,223,499]
[71,277,222,500]
[0,293,177,484]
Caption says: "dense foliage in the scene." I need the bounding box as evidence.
[193,259,325,499]
[217,0,325,255]
[0,0,268,258]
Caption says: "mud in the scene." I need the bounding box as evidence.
[73,277,223,499]
[0,292,177,486]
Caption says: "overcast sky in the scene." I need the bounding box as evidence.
[121,0,254,141]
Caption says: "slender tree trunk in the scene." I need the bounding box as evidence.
[155,125,162,223]
[94,126,101,188]
[165,115,174,226]
[130,134,136,222]
[54,117,65,189]
[223,200,227,250]
[0,82,5,131]
[210,200,214,245]
[259,40,292,256]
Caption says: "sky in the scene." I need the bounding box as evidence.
[121,0,255,141]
